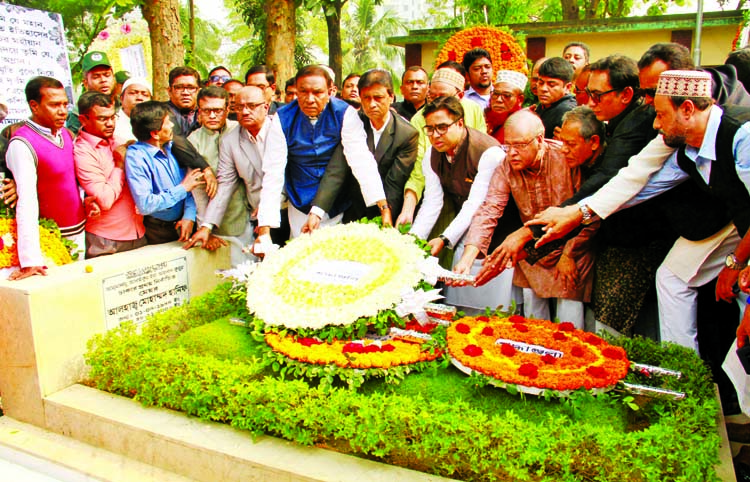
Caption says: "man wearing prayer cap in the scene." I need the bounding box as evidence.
[486,70,526,143]
[396,63,487,227]
[114,77,152,143]
[605,70,750,350]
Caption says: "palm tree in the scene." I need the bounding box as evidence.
[343,0,405,74]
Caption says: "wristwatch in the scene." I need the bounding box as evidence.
[438,234,452,249]
[725,253,747,271]
[579,204,594,225]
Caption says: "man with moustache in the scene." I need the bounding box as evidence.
[74,91,146,258]
[256,65,390,245]
[462,48,494,109]
[113,77,151,143]
[7,76,86,280]
[393,66,428,121]
[453,110,599,328]
[186,86,283,254]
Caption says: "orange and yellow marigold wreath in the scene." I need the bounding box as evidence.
[265,333,441,370]
[436,25,528,74]
[447,315,629,391]
[0,217,73,269]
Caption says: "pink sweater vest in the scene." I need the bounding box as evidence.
[13,123,85,233]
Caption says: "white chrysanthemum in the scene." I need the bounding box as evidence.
[1,233,13,248]
[246,223,427,329]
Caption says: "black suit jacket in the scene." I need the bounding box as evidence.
[313,110,418,221]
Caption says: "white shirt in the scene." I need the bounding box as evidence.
[113,109,135,145]
[7,120,62,267]
[371,111,391,149]
[257,104,386,228]
[410,144,504,246]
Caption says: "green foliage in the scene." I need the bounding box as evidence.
[341,0,405,75]
[231,0,313,73]
[85,283,723,481]
[179,4,222,79]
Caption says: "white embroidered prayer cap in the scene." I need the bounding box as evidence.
[431,68,466,92]
[656,70,712,98]
[121,77,152,96]
[494,70,528,92]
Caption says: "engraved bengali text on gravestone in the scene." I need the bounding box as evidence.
[101,257,190,330]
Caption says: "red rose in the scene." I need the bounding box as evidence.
[519,363,539,378]
[509,315,526,324]
[456,323,471,334]
[342,343,363,353]
[513,323,529,333]
[571,346,584,357]
[463,344,483,357]
[471,36,483,47]
[501,52,512,61]
[553,332,567,341]
[448,50,457,61]
[481,326,494,336]
[541,354,557,364]
[477,316,490,322]
[585,334,603,346]
[298,338,321,347]
[558,322,575,332]
[364,345,379,353]
[382,344,396,352]
[602,347,625,360]
[500,343,516,356]
[586,366,607,378]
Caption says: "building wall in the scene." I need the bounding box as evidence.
[542,25,736,66]
[400,23,738,74]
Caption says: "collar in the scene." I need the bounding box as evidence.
[605,100,642,136]
[536,94,574,113]
[465,86,491,100]
[243,118,270,144]
[684,104,722,162]
[26,118,58,138]
[134,140,173,158]
[78,129,114,150]
[370,111,391,135]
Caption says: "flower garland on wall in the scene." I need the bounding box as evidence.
[436,25,528,74]
[447,315,630,392]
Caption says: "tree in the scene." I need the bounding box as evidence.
[266,0,297,89]
[234,0,313,86]
[179,4,222,79]
[343,0,405,72]
[304,0,347,86]
[141,0,185,100]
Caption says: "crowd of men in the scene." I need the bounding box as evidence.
[5,41,750,411]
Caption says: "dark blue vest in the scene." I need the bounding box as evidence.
[277,97,349,214]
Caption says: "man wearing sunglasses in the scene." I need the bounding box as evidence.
[206,66,232,87]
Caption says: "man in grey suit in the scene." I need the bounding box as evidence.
[185,86,283,251]
[311,69,418,224]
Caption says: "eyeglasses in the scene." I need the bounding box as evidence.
[236,102,267,112]
[585,87,621,103]
[172,84,199,92]
[422,119,459,137]
[209,75,231,83]
[200,107,226,117]
[639,87,656,98]
[491,91,517,101]
[500,136,538,152]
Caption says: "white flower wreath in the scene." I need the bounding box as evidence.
[246,223,427,329]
